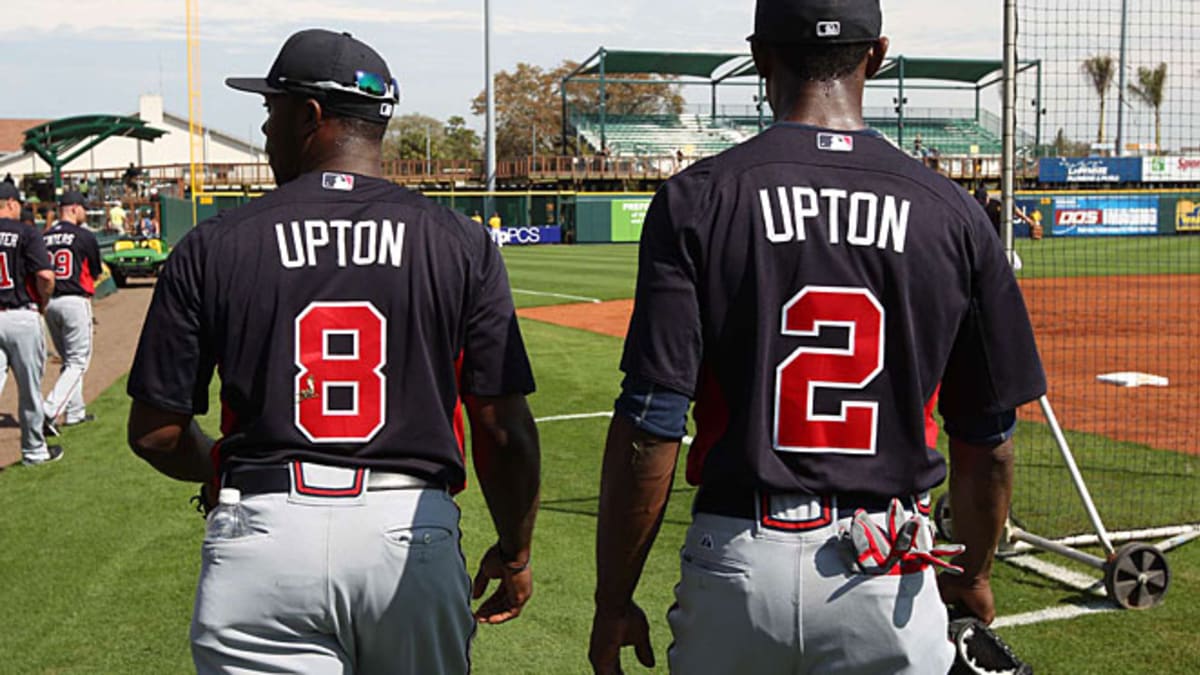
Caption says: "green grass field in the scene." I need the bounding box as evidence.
[2,242,1198,674]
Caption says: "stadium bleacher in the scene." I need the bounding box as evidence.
[573,111,1006,158]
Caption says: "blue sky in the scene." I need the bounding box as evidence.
[2,1,1001,145]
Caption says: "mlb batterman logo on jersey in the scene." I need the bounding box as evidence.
[817,133,854,152]
[322,172,355,191]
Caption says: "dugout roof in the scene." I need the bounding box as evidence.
[576,49,750,81]
[22,115,166,188]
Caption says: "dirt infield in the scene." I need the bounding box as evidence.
[0,283,155,468]
[519,274,1200,455]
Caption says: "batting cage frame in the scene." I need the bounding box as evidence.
[936,0,1200,612]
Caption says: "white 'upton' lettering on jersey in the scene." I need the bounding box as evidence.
[275,219,406,269]
[759,187,910,254]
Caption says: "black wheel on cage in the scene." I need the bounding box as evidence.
[933,494,953,542]
[1104,543,1170,610]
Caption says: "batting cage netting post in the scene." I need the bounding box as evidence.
[959,0,1200,611]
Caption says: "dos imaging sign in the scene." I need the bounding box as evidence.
[1052,195,1158,236]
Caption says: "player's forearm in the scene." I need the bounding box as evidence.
[35,277,54,310]
[948,437,1015,582]
[129,416,216,484]
[472,399,542,562]
[594,414,680,615]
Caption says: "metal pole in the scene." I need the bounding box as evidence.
[757,78,766,131]
[425,126,431,175]
[484,0,496,211]
[1002,0,1017,265]
[1035,60,1044,157]
[897,57,906,150]
[1038,396,1117,557]
[561,79,569,155]
[599,51,608,153]
[1115,0,1129,156]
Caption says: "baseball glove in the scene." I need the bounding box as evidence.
[948,616,1033,675]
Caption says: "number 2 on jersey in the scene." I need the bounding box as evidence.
[294,301,386,443]
[774,286,884,455]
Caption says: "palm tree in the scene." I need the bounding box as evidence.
[1128,63,1168,152]
[1081,55,1116,146]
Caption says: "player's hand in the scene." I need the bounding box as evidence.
[938,572,997,625]
[589,603,654,674]
[472,544,532,624]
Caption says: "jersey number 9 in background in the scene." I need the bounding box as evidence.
[52,250,73,280]
[774,286,884,455]
[294,301,387,444]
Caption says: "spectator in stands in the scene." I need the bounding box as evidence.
[138,209,160,238]
[123,162,141,197]
[913,134,929,159]
[107,202,127,235]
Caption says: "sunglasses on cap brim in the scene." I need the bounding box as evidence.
[278,70,401,103]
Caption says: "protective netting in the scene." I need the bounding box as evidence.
[1010,0,1200,539]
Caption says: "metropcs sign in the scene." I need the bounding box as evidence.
[1143,156,1200,183]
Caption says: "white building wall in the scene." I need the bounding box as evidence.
[0,94,264,180]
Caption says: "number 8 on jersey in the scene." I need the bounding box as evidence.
[294,301,387,443]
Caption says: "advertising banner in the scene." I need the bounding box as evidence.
[1052,195,1158,236]
[1143,156,1200,183]
[1039,157,1143,184]
[497,226,562,246]
[1174,199,1200,233]
[610,198,651,242]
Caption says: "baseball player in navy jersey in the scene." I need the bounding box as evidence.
[42,190,102,434]
[589,1,1047,673]
[126,30,541,674]
[0,183,61,466]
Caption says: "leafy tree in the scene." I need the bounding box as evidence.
[1128,62,1168,153]
[472,61,685,159]
[1081,55,1116,146]
[1051,128,1091,157]
[382,113,481,162]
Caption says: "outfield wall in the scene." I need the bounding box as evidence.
[1017,189,1200,237]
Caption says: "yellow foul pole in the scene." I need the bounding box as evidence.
[186,0,202,226]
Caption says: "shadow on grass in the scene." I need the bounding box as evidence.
[541,487,697,527]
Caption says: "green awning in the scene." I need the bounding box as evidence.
[729,57,1006,84]
[872,58,1003,83]
[22,115,166,188]
[581,50,751,79]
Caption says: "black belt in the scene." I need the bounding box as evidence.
[223,463,439,497]
[694,484,929,532]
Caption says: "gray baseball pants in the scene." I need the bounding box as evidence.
[667,495,954,674]
[43,295,92,424]
[0,308,48,459]
[191,478,475,674]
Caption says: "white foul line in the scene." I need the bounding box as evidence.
[535,412,613,423]
[993,601,1117,629]
[513,289,603,304]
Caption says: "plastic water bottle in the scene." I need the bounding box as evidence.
[207,488,248,540]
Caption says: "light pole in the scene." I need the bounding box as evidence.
[484,0,497,215]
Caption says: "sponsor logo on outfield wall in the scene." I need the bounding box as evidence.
[1039,157,1143,184]
[1175,200,1200,232]
[1052,196,1158,236]
[1143,156,1200,183]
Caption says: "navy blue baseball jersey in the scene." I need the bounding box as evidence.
[620,123,1046,498]
[127,171,535,489]
[0,218,51,308]
[43,221,103,297]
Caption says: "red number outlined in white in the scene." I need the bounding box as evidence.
[0,253,12,290]
[52,249,73,280]
[774,286,885,455]
[294,301,387,444]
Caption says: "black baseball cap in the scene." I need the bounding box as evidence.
[0,183,22,202]
[749,0,883,45]
[60,190,86,207]
[226,29,399,124]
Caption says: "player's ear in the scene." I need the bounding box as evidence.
[865,37,889,78]
[299,97,324,137]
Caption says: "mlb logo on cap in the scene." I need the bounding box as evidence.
[817,133,854,153]
[816,21,842,38]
